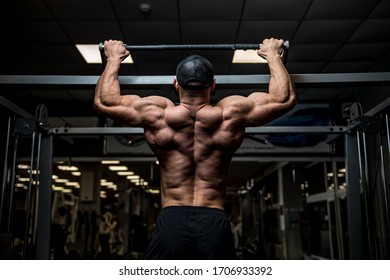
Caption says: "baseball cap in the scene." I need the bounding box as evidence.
[176,55,214,90]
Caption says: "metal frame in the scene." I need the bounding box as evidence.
[0,97,53,260]
[0,72,389,87]
[100,43,265,51]
[49,126,346,135]
[1,75,390,260]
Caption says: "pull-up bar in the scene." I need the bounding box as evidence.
[98,42,290,51]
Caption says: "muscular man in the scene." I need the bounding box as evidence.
[94,38,296,259]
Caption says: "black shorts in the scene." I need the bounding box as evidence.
[144,206,236,260]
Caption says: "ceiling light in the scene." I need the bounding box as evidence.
[18,178,30,182]
[17,164,30,169]
[127,175,140,180]
[101,160,120,164]
[117,171,135,176]
[76,44,133,64]
[108,165,128,171]
[71,172,81,176]
[54,178,69,183]
[65,182,80,187]
[57,165,79,171]
[101,181,115,186]
[148,189,160,194]
[232,50,267,64]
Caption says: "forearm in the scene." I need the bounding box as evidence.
[267,54,295,105]
[95,58,123,108]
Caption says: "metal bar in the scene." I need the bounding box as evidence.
[345,131,364,259]
[5,133,19,259]
[35,134,53,260]
[31,132,42,257]
[357,131,373,257]
[0,73,389,86]
[20,155,340,163]
[23,131,37,259]
[49,126,346,135]
[331,160,345,259]
[0,116,12,233]
[0,96,34,118]
[379,130,390,238]
[98,43,289,51]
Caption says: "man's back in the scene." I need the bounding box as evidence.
[144,103,246,209]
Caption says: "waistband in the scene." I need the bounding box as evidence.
[161,205,227,216]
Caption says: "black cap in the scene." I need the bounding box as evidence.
[176,55,214,90]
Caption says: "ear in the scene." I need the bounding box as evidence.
[210,79,216,96]
[173,78,180,95]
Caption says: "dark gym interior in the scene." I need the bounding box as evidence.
[1,0,390,260]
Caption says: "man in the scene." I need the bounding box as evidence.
[94,38,296,259]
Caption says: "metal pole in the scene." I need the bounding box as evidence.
[35,133,53,260]
[331,160,344,259]
[23,131,37,259]
[49,126,346,135]
[1,73,389,87]
[99,42,290,51]
[345,131,364,259]
[379,126,390,238]
[31,132,43,256]
[356,131,373,257]
[386,115,390,168]
[5,133,19,259]
[0,116,12,230]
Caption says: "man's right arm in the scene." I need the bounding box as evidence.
[94,40,173,128]
[218,38,296,127]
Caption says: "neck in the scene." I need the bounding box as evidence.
[179,90,210,107]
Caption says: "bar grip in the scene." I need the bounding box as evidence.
[98,42,289,51]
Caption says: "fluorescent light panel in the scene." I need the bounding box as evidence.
[108,165,128,171]
[117,171,135,176]
[101,160,120,164]
[232,50,267,64]
[57,165,78,171]
[76,44,133,64]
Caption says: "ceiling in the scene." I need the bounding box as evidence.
[1,0,390,195]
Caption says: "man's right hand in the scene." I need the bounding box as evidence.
[103,40,130,62]
[257,38,284,61]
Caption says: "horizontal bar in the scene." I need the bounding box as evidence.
[0,96,34,118]
[1,73,389,87]
[98,42,289,51]
[48,154,345,162]
[50,126,346,135]
[18,156,345,163]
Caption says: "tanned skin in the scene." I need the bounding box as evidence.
[95,38,296,210]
